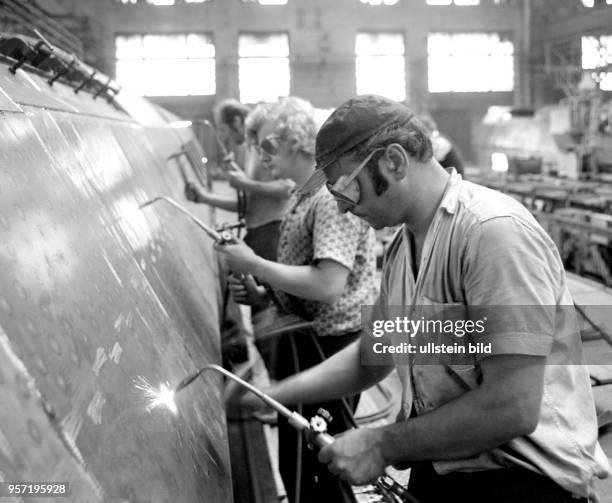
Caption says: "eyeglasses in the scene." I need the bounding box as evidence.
[325,148,383,207]
[254,135,281,156]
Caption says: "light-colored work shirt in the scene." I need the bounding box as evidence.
[374,170,611,499]
[275,187,376,336]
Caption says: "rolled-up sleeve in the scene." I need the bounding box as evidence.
[463,215,562,358]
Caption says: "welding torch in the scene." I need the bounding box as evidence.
[174,364,419,503]
[139,196,234,244]
[139,196,250,286]
[199,120,247,225]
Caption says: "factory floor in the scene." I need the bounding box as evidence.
[210,179,612,502]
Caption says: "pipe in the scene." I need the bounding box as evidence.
[174,364,308,431]
[173,364,419,503]
[139,196,233,244]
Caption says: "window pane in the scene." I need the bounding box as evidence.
[428,56,452,92]
[600,72,612,91]
[186,34,215,58]
[239,33,289,57]
[143,34,185,59]
[427,0,480,4]
[359,0,400,5]
[356,33,404,56]
[239,57,290,103]
[118,59,215,96]
[116,35,143,59]
[238,33,290,103]
[582,35,612,90]
[428,32,514,92]
[427,33,452,55]
[488,55,514,92]
[115,33,215,96]
[355,33,405,100]
[356,55,405,100]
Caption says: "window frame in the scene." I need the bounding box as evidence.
[354,30,407,101]
[425,0,481,5]
[114,31,216,97]
[581,34,612,91]
[427,30,515,93]
[237,30,292,104]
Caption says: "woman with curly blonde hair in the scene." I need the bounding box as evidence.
[218,96,377,503]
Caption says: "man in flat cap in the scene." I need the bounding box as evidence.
[225,95,610,502]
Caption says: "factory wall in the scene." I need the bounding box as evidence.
[39,0,524,162]
[0,61,232,502]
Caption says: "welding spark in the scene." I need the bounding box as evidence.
[133,376,178,415]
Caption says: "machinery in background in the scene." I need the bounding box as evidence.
[473,61,612,289]
[475,97,612,181]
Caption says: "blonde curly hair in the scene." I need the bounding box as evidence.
[244,101,275,145]
[243,96,318,158]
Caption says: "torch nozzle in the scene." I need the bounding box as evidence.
[138,197,162,209]
[173,364,295,421]
[139,196,228,243]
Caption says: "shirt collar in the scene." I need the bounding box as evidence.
[438,168,462,215]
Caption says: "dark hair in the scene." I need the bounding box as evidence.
[365,151,389,196]
[345,117,433,196]
[214,99,251,132]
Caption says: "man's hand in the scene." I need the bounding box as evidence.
[228,274,267,305]
[214,240,261,275]
[318,428,387,485]
[184,181,204,203]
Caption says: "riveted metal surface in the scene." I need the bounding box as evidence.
[0,63,231,503]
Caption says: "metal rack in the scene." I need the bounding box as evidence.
[0,0,83,58]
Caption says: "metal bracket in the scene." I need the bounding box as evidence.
[48,55,76,85]
[74,70,97,94]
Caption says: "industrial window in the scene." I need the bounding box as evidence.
[355,33,406,101]
[116,0,211,4]
[115,34,215,96]
[426,0,480,5]
[582,35,612,91]
[581,0,612,6]
[428,33,514,92]
[238,33,290,104]
[358,0,400,5]
[241,0,288,4]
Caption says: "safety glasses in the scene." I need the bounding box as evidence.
[325,148,383,207]
[255,135,281,156]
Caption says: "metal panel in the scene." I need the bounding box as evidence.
[0,76,231,501]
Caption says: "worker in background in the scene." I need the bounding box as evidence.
[216,96,377,503]
[419,113,465,175]
[186,101,295,374]
[225,95,611,503]
[186,101,293,261]
[213,98,250,170]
